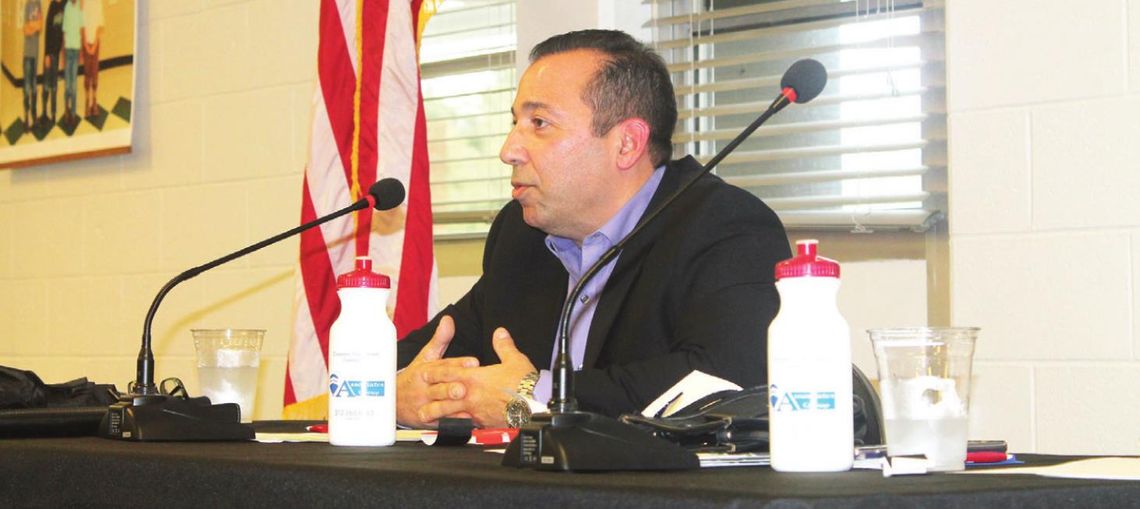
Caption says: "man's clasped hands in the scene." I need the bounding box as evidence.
[396,316,538,428]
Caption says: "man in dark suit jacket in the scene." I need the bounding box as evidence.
[395,30,790,428]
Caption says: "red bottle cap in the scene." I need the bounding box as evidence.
[336,257,391,289]
[774,239,840,280]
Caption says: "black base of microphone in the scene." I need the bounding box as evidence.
[98,394,254,441]
[501,410,699,471]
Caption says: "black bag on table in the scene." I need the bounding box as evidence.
[0,365,121,438]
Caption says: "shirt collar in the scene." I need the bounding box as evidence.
[545,165,667,271]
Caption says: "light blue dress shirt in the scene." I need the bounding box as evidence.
[532,166,666,404]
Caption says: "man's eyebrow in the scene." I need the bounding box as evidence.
[515,101,552,115]
[510,101,555,123]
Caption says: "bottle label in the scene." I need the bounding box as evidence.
[329,374,385,398]
[769,384,836,412]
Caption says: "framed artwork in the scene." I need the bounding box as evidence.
[0,0,135,168]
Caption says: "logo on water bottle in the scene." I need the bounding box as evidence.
[329,373,360,398]
[769,384,836,412]
[329,373,385,398]
[365,381,385,397]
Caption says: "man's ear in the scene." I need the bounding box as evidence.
[613,117,652,170]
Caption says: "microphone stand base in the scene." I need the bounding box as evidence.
[502,411,699,471]
[98,394,254,441]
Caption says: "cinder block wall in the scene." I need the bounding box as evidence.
[0,1,503,422]
[947,0,1140,454]
[0,1,318,420]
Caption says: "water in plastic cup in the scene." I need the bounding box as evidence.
[868,327,978,471]
[192,329,264,422]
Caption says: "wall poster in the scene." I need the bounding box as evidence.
[1,0,135,168]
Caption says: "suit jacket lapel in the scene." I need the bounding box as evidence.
[528,262,565,368]
[582,157,699,368]
[511,220,565,369]
[582,246,646,369]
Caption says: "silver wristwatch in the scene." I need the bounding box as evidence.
[505,371,539,428]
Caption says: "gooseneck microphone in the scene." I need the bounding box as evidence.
[100,178,405,441]
[700,58,827,175]
[505,59,827,470]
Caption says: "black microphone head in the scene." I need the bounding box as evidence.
[780,59,827,104]
[369,178,406,211]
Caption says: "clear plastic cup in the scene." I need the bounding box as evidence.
[192,329,264,422]
[868,327,979,471]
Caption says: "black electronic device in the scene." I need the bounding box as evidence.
[98,179,406,441]
[967,440,1008,454]
[503,59,828,471]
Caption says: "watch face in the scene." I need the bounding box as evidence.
[506,397,532,428]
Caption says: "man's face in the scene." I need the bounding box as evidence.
[500,50,620,241]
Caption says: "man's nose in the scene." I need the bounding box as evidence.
[499,126,526,166]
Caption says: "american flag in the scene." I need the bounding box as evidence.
[283,0,439,419]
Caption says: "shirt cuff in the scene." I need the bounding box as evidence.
[533,369,553,405]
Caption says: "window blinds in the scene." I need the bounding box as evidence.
[652,0,946,231]
[421,0,516,237]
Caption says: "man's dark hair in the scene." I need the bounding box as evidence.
[530,30,677,167]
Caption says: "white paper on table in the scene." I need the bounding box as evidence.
[955,457,1140,481]
[255,429,426,444]
[851,456,929,477]
[255,432,329,443]
[641,370,743,417]
[882,456,928,477]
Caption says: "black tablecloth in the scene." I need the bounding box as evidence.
[1,422,1138,508]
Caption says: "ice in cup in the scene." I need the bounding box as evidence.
[192,329,264,422]
[868,327,978,471]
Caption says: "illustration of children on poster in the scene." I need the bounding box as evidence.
[1,0,134,167]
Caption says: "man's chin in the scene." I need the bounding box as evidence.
[520,206,547,232]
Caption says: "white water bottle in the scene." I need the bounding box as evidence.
[767,239,853,472]
[328,256,397,446]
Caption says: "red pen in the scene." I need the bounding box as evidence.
[471,428,519,445]
[966,451,1009,463]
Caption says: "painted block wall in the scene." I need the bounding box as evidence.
[947,0,1140,454]
[0,1,318,420]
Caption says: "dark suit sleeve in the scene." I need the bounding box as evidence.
[396,204,513,368]
[396,282,485,368]
[572,195,790,416]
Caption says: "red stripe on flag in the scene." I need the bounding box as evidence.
[394,78,434,338]
[318,0,358,184]
[284,175,342,406]
[285,0,357,409]
[411,0,423,28]
[354,0,389,256]
[394,0,433,338]
[295,176,343,397]
[284,369,298,407]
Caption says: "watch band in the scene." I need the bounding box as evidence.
[505,371,540,428]
[516,371,539,399]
